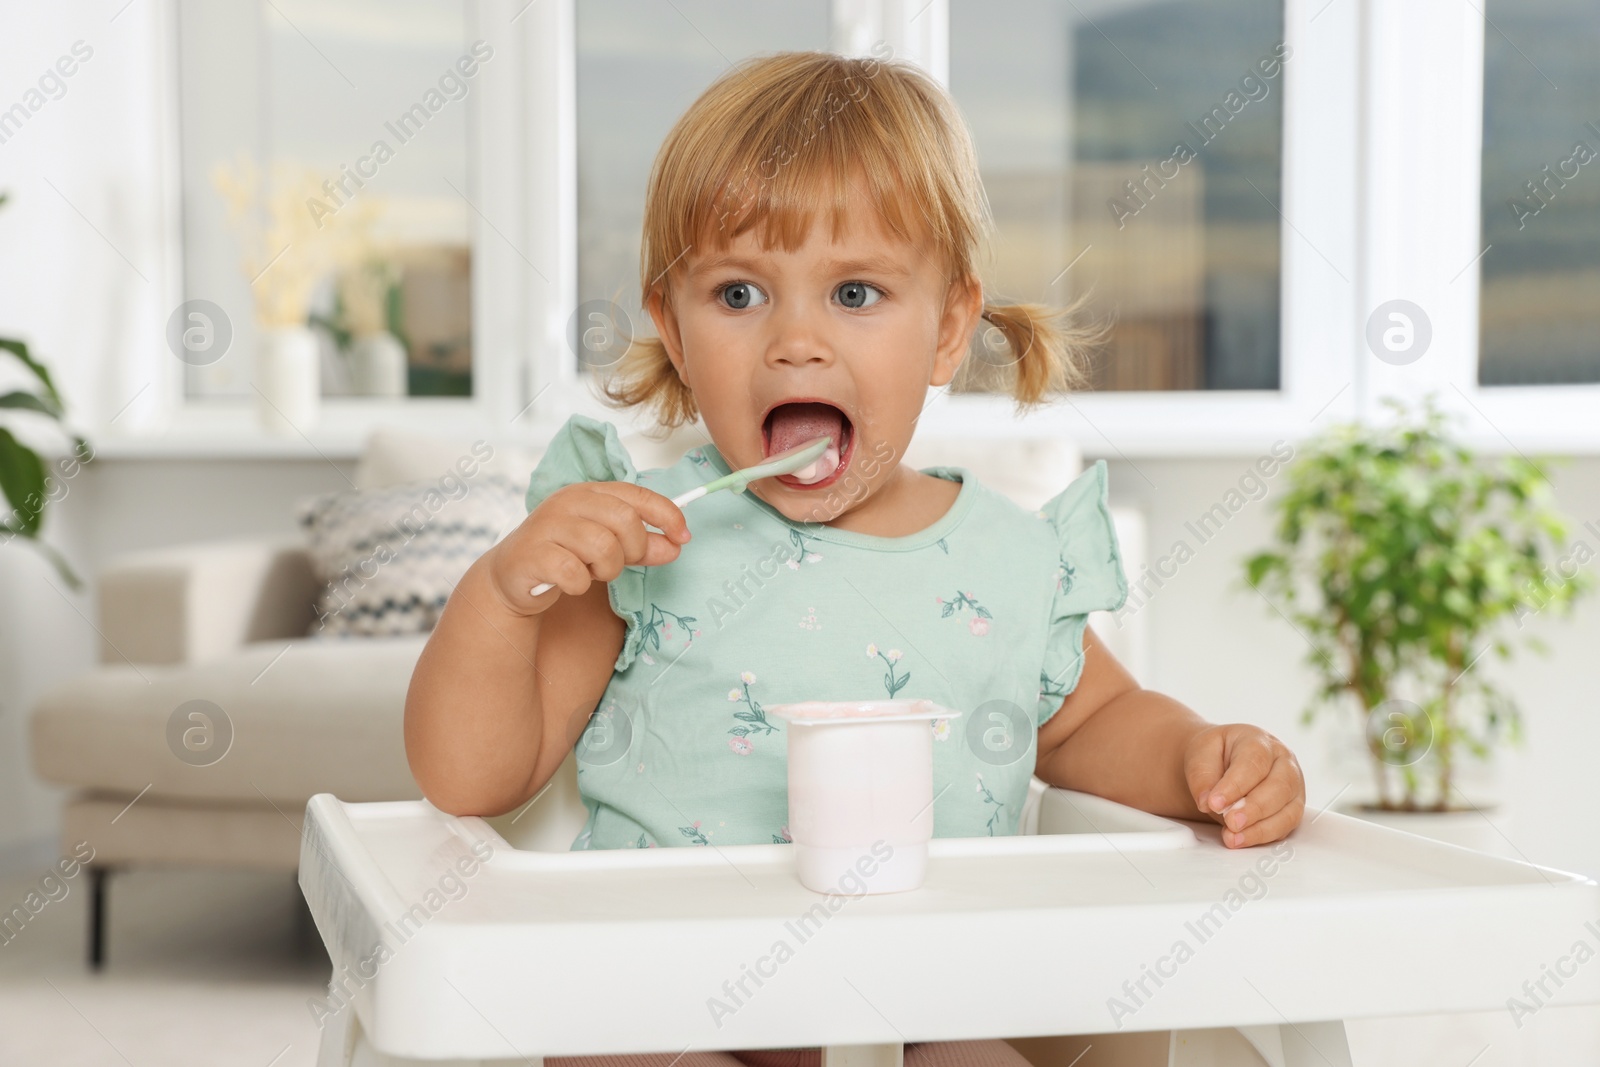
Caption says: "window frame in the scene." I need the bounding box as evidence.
[106,0,554,457]
[1360,0,1600,453]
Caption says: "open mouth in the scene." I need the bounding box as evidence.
[760,399,855,491]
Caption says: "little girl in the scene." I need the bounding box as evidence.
[406,49,1305,1067]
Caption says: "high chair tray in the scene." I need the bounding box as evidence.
[300,790,1600,1062]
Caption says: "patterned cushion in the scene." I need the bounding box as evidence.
[295,474,526,637]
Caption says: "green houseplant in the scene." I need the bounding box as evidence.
[1243,395,1593,812]
[0,193,90,588]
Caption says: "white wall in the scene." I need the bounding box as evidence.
[0,0,180,868]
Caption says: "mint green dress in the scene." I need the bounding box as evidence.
[523,414,1129,850]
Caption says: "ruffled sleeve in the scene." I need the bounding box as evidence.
[525,414,649,673]
[1036,459,1129,727]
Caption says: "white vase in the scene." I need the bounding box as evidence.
[256,326,321,435]
[349,331,408,397]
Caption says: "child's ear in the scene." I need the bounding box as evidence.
[930,273,983,388]
[646,287,690,386]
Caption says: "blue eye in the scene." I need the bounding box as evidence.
[717,281,768,310]
[836,281,883,309]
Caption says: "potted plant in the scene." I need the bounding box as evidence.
[1243,395,1593,841]
[0,194,90,588]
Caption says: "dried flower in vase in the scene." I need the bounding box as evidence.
[210,156,378,329]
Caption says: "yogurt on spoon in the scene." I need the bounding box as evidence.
[764,401,850,488]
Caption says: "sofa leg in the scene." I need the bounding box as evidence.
[87,864,109,970]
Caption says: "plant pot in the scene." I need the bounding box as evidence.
[1336,798,1517,858]
[255,325,321,435]
[349,331,408,397]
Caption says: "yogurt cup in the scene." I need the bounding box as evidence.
[767,698,962,895]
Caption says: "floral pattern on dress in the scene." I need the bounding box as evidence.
[773,824,792,844]
[937,591,992,636]
[785,528,824,569]
[688,449,710,468]
[932,717,951,741]
[976,772,1006,836]
[1056,553,1076,596]
[726,671,779,750]
[799,606,821,630]
[631,603,701,666]
[935,537,949,554]
[679,821,710,845]
[866,643,910,697]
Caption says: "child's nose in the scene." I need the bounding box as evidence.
[766,317,834,368]
[769,342,832,369]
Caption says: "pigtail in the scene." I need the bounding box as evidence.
[597,334,699,432]
[978,294,1106,407]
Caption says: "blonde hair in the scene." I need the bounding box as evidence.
[601,49,1100,431]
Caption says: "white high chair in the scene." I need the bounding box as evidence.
[300,751,1600,1067]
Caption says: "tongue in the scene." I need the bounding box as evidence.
[765,402,844,458]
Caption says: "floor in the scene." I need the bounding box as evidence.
[0,865,330,1066]
[0,864,1594,1066]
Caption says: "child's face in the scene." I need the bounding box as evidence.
[648,203,982,524]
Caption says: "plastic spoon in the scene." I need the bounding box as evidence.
[528,434,833,598]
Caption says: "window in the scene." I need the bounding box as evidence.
[950,0,1287,394]
[175,0,477,400]
[1479,0,1600,386]
[573,1,833,373]
[127,0,1600,452]
[550,0,1354,452]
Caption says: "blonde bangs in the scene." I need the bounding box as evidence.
[641,50,987,299]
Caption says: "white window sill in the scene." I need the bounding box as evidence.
[87,385,659,460]
[91,398,528,461]
[84,386,1600,461]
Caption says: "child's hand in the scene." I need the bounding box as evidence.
[1183,724,1305,848]
[487,482,691,615]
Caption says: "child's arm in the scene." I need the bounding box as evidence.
[403,482,690,817]
[1034,626,1306,848]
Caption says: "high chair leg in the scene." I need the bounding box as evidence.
[820,1044,904,1067]
[314,1000,357,1067]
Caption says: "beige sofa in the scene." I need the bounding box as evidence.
[28,423,1144,967]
